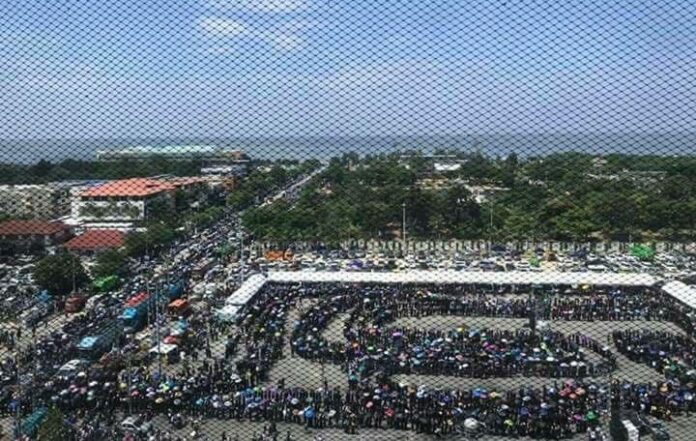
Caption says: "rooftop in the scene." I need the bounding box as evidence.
[102,144,218,154]
[166,177,207,187]
[63,229,126,251]
[96,145,248,160]
[0,220,71,236]
[80,178,176,198]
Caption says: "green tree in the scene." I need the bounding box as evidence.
[33,253,88,295]
[124,231,147,256]
[37,407,69,441]
[501,152,518,187]
[145,222,176,250]
[92,249,127,278]
[501,207,539,241]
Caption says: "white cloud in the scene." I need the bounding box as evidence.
[207,45,237,55]
[207,0,311,12]
[199,17,247,36]
[320,61,443,91]
[260,32,303,50]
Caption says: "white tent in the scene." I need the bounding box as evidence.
[267,270,655,287]
[662,281,696,309]
[224,274,266,306]
[215,304,240,322]
[149,343,178,355]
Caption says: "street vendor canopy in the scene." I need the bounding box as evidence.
[149,343,179,354]
[169,299,188,308]
[77,336,98,350]
[121,308,137,320]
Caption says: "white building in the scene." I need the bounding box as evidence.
[72,178,176,229]
[0,181,103,219]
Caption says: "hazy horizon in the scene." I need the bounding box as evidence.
[2,133,695,164]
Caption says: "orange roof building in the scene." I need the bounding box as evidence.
[80,178,176,198]
[0,220,73,253]
[74,177,209,229]
[0,220,71,237]
[63,229,126,252]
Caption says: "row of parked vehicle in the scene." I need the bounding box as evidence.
[244,246,696,280]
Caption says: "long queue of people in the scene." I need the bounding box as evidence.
[613,330,696,384]
[6,275,696,440]
[344,327,616,379]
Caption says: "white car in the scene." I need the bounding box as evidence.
[57,359,91,377]
[121,416,153,434]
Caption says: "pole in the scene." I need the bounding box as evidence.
[155,278,162,377]
[127,335,133,416]
[489,201,494,252]
[401,202,407,252]
[71,254,76,294]
[14,354,21,440]
[31,332,37,411]
[239,227,245,285]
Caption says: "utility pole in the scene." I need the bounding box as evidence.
[14,354,21,440]
[71,254,76,294]
[155,277,162,377]
[489,200,494,253]
[31,331,38,410]
[239,227,245,285]
[126,334,133,416]
[401,202,407,254]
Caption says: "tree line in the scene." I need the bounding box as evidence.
[241,151,696,246]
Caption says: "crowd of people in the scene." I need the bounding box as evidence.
[613,329,696,383]
[3,254,696,440]
[344,327,616,379]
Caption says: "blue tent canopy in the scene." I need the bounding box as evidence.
[121,308,137,320]
[17,407,47,436]
[37,290,51,303]
[77,336,99,350]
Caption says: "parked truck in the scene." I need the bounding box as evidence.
[120,293,155,333]
[76,324,123,359]
[164,280,184,300]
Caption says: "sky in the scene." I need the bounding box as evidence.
[0,0,695,140]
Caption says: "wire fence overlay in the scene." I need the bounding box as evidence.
[1,1,696,441]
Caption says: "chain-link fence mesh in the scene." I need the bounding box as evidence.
[1,1,696,440]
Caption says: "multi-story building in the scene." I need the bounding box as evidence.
[0,181,105,220]
[0,184,67,219]
[0,220,73,254]
[72,177,208,230]
[73,178,176,229]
